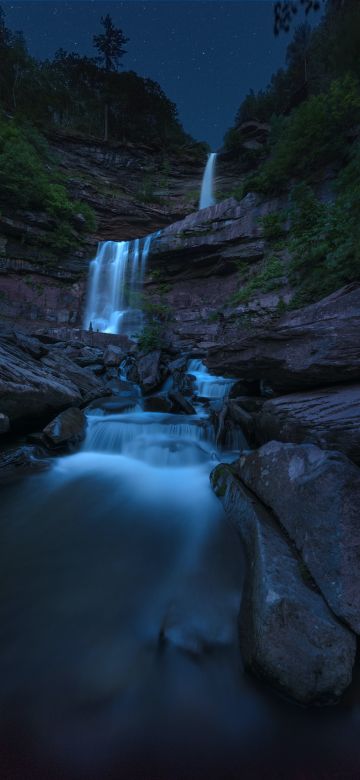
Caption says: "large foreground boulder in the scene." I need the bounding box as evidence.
[206,285,360,393]
[0,333,107,426]
[237,442,360,634]
[211,464,356,704]
[256,384,360,465]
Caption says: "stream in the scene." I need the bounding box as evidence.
[1,360,360,779]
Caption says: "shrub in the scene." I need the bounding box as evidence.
[0,116,95,251]
[244,76,360,196]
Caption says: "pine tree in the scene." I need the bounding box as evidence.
[93,15,129,141]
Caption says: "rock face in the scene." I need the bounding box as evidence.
[206,285,360,392]
[0,333,107,427]
[0,131,204,332]
[42,407,87,451]
[256,384,360,465]
[237,441,360,634]
[211,464,356,704]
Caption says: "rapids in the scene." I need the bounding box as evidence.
[1,362,360,779]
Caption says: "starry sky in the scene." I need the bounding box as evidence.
[2,1,312,148]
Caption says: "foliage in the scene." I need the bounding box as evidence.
[244,75,360,195]
[0,5,195,150]
[137,323,165,353]
[259,211,287,240]
[226,1,360,150]
[286,166,360,306]
[93,14,128,72]
[231,256,285,304]
[0,116,95,250]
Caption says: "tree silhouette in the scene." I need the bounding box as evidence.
[93,15,129,141]
[286,22,312,82]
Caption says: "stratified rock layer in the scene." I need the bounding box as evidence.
[256,384,360,465]
[207,285,360,392]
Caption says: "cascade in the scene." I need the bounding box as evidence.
[83,232,156,336]
[188,358,234,399]
[199,152,217,210]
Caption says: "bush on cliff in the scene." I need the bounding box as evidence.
[244,75,360,195]
[0,117,95,249]
[287,151,360,306]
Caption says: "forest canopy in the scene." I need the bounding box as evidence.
[0,6,193,149]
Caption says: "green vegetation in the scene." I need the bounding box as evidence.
[0,6,197,150]
[0,116,95,250]
[287,163,360,306]
[232,256,285,305]
[244,76,360,196]
[137,323,165,353]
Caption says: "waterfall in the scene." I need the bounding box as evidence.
[199,152,217,210]
[188,359,234,399]
[83,232,155,336]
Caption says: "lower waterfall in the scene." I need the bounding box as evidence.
[83,233,155,336]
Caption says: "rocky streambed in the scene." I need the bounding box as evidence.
[1,275,360,775]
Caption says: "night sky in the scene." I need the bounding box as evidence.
[3,1,312,148]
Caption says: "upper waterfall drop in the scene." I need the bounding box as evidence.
[199,152,217,210]
[83,232,156,336]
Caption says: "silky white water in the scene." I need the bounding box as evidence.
[188,358,234,399]
[83,233,155,336]
[199,152,217,210]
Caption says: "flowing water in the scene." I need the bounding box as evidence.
[1,363,360,779]
[83,234,155,336]
[199,152,217,210]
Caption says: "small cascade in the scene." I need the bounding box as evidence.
[188,358,234,400]
[84,410,216,466]
[83,232,155,336]
[199,152,217,210]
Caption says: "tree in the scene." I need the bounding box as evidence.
[93,14,129,141]
[286,22,312,82]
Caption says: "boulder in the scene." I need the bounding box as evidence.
[74,346,104,367]
[0,413,10,434]
[256,384,360,465]
[211,464,356,704]
[42,407,87,451]
[143,396,172,413]
[103,344,125,368]
[207,285,360,393]
[0,445,50,485]
[169,390,196,415]
[137,350,165,393]
[237,442,360,634]
[0,335,107,427]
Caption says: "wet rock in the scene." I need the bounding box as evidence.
[256,384,360,466]
[87,394,138,414]
[0,445,50,485]
[103,344,125,368]
[211,464,356,705]
[237,441,360,634]
[87,363,105,376]
[42,407,86,451]
[207,285,360,393]
[0,335,107,426]
[14,332,48,359]
[74,346,104,367]
[169,390,196,415]
[143,396,172,413]
[0,413,10,434]
[137,350,165,393]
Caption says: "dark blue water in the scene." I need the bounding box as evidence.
[1,388,360,780]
